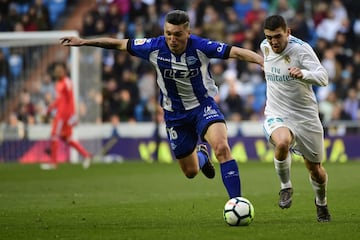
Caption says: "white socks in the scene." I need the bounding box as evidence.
[310,174,328,206]
[274,153,292,189]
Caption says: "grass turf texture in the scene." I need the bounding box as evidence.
[0,161,359,240]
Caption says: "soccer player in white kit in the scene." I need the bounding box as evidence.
[260,15,331,222]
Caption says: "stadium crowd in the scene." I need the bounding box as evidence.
[1,0,360,136]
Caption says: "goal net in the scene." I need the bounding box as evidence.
[0,31,103,163]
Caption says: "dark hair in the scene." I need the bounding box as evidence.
[165,10,189,25]
[264,15,287,31]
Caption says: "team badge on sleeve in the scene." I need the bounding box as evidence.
[134,38,147,45]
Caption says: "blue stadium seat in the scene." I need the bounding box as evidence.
[46,0,67,25]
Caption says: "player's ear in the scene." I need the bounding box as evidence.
[287,28,291,36]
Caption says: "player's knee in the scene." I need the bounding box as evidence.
[276,141,290,153]
[184,169,197,179]
[213,142,231,162]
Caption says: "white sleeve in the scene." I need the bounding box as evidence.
[299,44,329,86]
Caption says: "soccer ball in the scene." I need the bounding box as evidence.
[223,197,255,226]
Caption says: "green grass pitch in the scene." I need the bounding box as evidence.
[0,161,359,240]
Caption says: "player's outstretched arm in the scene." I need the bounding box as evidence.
[60,36,129,51]
[229,46,264,68]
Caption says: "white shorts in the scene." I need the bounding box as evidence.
[263,117,324,163]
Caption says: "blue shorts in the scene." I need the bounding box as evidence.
[164,100,225,159]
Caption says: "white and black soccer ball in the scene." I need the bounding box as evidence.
[223,197,255,226]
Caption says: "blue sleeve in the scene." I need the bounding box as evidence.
[194,37,231,59]
[127,38,154,60]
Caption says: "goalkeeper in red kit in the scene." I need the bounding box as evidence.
[41,62,92,170]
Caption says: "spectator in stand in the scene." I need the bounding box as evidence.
[233,0,253,20]
[201,5,226,42]
[336,63,354,99]
[223,81,245,122]
[224,7,246,46]
[129,0,148,23]
[4,3,21,31]
[209,59,226,86]
[356,80,360,100]
[115,88,136,122]
[115,20,129,39]
[330,0,349,26]
[244,0,267,28]
[4,112,25,139]
[118,68,139,109]
[157,0,174,33]
[82,12,97,36]
[239,62,265,114]
[135,67,156,121]
[316,10,347,43]
[268,0,296,22]
[104,3,123,34]
[343,88,360,121]
[327,102,352,136]
[127,0,148,37]
[94,18,107,36]
[95,0,110,17]
[351,50,360,84]
[40,73,55,100]
[102,77,119,121]
[188,0,207,34]
[16,89,35,127]
[319,90,338,123]
[132,17,146,38]
[288,10,312,44]
[0,50,10,100]
[21,13,37,31]
[30,0,51,30]
[219,69,241,104]
[112,51,131,81]
[0,13,13,31]
[312,1,329,28]
[317,48,339,101]
[111,0,130,19]
[144,4,162,37]
[0,0,10,16]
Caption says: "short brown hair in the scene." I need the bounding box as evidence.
[165,10,189,26]
[264,15,287,31]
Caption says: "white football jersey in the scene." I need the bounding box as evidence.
[260,35,328,125]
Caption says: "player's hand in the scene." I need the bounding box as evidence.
[60,36,83,46]
[288,67,303,79]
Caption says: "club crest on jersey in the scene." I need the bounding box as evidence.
[186,56,198,65]
[284,55,291,64]
[134,38,147,45]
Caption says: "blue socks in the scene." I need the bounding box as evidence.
[197,150,207,169]
[220,160,241,198]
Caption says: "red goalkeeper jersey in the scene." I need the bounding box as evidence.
[48,76,75,119]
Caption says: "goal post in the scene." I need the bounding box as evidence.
[0,30,80,119]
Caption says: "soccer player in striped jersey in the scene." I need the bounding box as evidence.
[60,10,263,199]
[260,15,331,222]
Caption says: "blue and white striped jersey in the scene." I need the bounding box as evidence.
[127,35,231,111]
